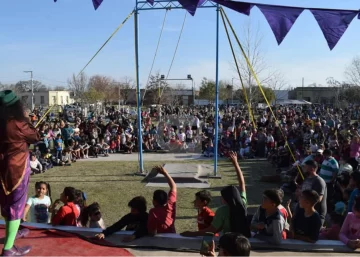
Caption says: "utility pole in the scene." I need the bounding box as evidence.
[24,71,33,111]
[302,77,304,100]
[118,84,121,111]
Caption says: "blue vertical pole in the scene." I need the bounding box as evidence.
[135,0,144,173]
[213,4,220,176]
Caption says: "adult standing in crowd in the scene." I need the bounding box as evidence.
[0,90,40,256]
[301,160,327,226]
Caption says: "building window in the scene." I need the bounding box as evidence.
[66,96,69,104]
[52,96,56,105]
[61,96,64,104]
[41,96,45,105]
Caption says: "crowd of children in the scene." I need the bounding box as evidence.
[21,151,360,252]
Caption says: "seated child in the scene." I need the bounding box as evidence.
[51,187,80,226]
[193,190,215,231]
[80,202,106,229]
[340,196,360,250]
[41,150,54,170]
[290,190,322,243]
[320,211,344,240]
[97,139,110,157]
[95,196,148,242]
[251,189,286,245]
[79,140,90,159]
[23,181,52,223]
[30,154,43,174]
[61,148,73,165]
[90,139,100,158]
[147,166,177,235]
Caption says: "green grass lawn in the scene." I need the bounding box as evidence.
[28,159,278,232]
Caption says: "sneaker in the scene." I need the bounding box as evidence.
[16,228,30,239]
[1,245,32,256]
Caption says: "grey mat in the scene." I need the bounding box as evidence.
[7,221,356,253]
[144,163,213,188]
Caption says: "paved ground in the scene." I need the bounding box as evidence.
[82,152,210,162]
[127,248,348,256]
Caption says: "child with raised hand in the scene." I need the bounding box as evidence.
[290,190,322,243]
[340,196,360,250]
[181,151,250,238]
[147,165,177,235]
[51,187,79,226]
[193,190,215,231]
[95,196,148,243]
[23,181,52,223]
[80,202,105,229]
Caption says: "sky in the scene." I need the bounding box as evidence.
[0,0,360,91]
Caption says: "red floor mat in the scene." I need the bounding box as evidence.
[0,226,133,256]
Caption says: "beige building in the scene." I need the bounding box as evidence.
[18,90,75,107]
[289,87,338,104]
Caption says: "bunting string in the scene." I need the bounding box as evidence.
[54,0,360,50]
[220,7,304,180]
[77,11,134,77]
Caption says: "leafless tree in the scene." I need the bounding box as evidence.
[88,75,115,103]
[67,73,89,103]
[235,20,276,104]
[266,72,288,104]
[345,56,360,86]
[119,76,136,104]
[53,86,66,91]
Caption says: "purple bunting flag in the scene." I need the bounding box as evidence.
[147,0,154,5]
[257,5,303,45]
[212,0,253,16]
[310,9,357,50]
[178,0,201,16]
[92,0,103,10]
[198,0,206,7]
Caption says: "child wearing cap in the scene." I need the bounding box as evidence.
[251,189,286,245]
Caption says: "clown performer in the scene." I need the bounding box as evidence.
[0,90,40,256]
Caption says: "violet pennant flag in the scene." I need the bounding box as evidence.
[92,0,103,10]
[310,9,357,50]
[257,5,303,45]
[147,0,154,5]
[198,0,206,7]
[212,0,253,16]
[178,0,201,16]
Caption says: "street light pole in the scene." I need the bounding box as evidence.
[24,71,33,111]
[160,75,193,105]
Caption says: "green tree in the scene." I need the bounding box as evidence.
[83,87,105,104]
[199,78,230,102]
[142,72,170,104]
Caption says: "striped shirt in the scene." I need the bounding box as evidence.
[319,157,339,183]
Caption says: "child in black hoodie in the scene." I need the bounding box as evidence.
[95,196,148,242]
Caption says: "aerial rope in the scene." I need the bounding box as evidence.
[219,10,255,129]
[77,11,135,77]
[220,7,304,180]
[159,11,188,99]
[142,9,170,104]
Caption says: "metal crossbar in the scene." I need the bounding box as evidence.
[137,0,217,11]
